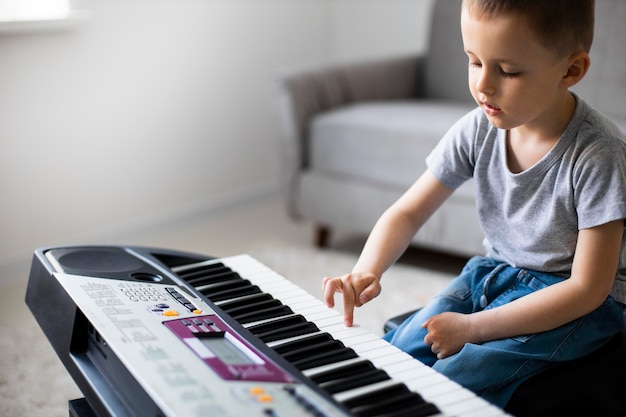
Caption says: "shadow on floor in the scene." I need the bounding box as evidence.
[329,233,469,276]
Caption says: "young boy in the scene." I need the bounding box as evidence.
[322,0,626,408]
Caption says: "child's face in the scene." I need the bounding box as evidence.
[461,9,572,132]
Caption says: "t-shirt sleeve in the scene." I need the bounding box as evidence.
[425,107,484,189]
[574,135,626,230]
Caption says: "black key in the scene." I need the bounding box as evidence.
[176,262,228,280]
[217,293,274,311]
[272,333,334,355]
[186,269,242,287]
[291,347,358,370]
[255,322,319,343]
[279,339,346,363]
[247,315,319,343]
[221,299,284,317]
[342,383,414,409]
[369,402,440,417]
[275,332,359,369]
[350,392,434,417]
[319,368,390,394]
[200,284,262,302]
[198,278,252,293]
[231,305,294,324]
[275,335,359,370]
[246,314,309,334]
[310,360,376,384]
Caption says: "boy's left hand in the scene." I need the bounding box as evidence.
[422,312,479,359]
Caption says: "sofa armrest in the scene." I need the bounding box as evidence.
[273,54,425,217]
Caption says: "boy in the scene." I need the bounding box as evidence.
[322,0,626,408]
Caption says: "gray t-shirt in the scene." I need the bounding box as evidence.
[426,96,626,303]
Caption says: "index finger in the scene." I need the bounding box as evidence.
[339,276,357,327]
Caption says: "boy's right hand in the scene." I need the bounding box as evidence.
[322,272,382,327]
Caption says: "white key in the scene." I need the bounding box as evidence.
[218,255,510,416]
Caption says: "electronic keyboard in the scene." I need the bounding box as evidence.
[25,245,509,417]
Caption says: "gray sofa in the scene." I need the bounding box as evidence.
[274,0,626,257]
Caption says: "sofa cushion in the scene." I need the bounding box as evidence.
[310,100,475,188]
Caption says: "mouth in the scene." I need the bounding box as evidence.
[481,102,502,116]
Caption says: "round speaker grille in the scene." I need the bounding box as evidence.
[56,248,144,274]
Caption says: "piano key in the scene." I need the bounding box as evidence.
[181,255,510,416]
[265,329,327,349]
[407,381,494,416]
[302,356,366,377]
[341,382,415,409]
[312,359,391,393]
[174,262,231,281]
[320,368,391,395]
[303,308,343,323]
[339,382,441,417]
[347,338,395,355]
[220,298,284,316]
[255,323,320,343]
[453,404,507,417]
[197,278,252,293]
[213,260,433,398]
[185,269,242,287]
[367,349,416,368]
[217,293,274,311]
[199,284,262,302]
[230,304,294,324]
[311,315,346,329]
[334,332,380,347]
[276,293,323,310]
[309,360,377,385]
[350,392,440,417]
[333,379,413,404]
[237,311,303,333]
[272,333,334,354]
[292,347,359,371]
[246,314,318,342]
[279,337,346,362]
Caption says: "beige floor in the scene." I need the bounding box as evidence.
[0,195,467,417]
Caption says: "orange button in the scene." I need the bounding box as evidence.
[192,309,203,315]
[249,387,265,395]
[163,310,179,317]
[257,394,273,403]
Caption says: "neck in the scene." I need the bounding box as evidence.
[514,92,576,144]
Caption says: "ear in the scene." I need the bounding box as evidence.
[562,51,591,88]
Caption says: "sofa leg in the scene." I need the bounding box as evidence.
[314,225,331,248]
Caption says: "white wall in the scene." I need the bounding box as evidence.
[0,0,433,269]
[330,0,433,61]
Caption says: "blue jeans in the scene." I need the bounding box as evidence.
[383,256,624,408]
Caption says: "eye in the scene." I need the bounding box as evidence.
[499,68,521,78]
[469,61,482,68]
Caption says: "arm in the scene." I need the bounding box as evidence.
[424,219,624,358]
[322,170,455,326]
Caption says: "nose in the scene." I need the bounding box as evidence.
[475,68,495,96]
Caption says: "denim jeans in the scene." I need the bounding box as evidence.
[383,256,624,408]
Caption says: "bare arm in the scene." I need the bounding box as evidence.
[424,219,624,358]
[322,170,454,326]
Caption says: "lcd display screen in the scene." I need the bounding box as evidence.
[198,334,255,365]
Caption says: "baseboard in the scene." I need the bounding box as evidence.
[0,181,279,275]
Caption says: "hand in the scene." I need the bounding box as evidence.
[422,312,478,359]
[322,271,381,327]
